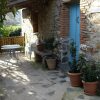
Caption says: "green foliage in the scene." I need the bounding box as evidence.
[0,0,8,24]
[69,40,88,73]
[9,28,21,37]
[0,0,17,26]
[69,40,78,73]
[77,54,87,72]
[43,37,58,59]
[81,60,100,82]
[0,25,21,37]
[44,37,55,51]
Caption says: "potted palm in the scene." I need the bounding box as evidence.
[81,60,100,95]
[68,40,86,87]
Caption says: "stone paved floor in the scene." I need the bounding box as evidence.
[0,53,100,100]
[0,53,66,100]
[62,82,100,100]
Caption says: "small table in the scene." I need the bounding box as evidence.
[1,44,21,61]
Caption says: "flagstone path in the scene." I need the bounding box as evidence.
[0,53,100,100]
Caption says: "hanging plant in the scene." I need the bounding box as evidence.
[0,0,16,27]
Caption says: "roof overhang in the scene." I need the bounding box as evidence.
[62,0,80,4]
[8,0,49,12]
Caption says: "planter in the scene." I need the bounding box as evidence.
[46,58,56,70]
[82,81,98,95]
[68,72,82,87]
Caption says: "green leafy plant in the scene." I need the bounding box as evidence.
[77,53,87,72]
[69,40,78,73]
[0,0,17,26]
[69,40,88,73]
[81,60,100,82]
[9,28,21,37]
[44,37,55,51]
[0,25,21,37]
[43,37,58,60]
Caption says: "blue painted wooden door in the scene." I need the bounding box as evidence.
[69,3,80,56]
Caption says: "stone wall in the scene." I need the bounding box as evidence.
[80,0,100,60]
[21,0,100,60]
[38,0,61,39]
[22,8,35,45]
[22,8,37,59]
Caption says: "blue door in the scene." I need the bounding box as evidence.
[69,3,80,57]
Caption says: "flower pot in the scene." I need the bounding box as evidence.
[82,81,98,95]
[68,72,82,87]
[46,58,56,70]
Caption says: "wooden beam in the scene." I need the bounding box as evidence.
[8,0,49,12]
[8,0,27,6]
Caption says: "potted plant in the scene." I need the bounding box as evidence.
[44,37,57,70]
[45,54,57,70]
[68,40,86,87]
[81,60,100,95]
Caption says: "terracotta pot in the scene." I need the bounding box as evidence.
[68,72,82,87]
[46,58,56,70]
[82,81,98,95]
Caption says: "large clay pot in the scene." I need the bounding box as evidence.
[46,58,56,70]
[68,72,82,87]
[82,81,98,95]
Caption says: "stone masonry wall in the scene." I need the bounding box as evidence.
[38,0,61,39]
[80,0,100,60]
[38,0,70,39]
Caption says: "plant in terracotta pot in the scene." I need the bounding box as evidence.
[44,37,57,70]
[81,60,100,95]
[45,54,57,70]
[68,40,86,87]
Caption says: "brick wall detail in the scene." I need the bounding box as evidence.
[60,4,69,38]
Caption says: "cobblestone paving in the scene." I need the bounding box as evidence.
[0,53,100,100]
[0,53,66,100]
[62,76,100,100]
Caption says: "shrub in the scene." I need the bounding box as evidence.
[44,37,55,51]
[9,28,21,37]
[0,25,21,37]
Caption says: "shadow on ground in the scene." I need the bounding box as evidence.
[0,53,67,100]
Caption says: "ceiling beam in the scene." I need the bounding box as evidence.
[8,0,49,12]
